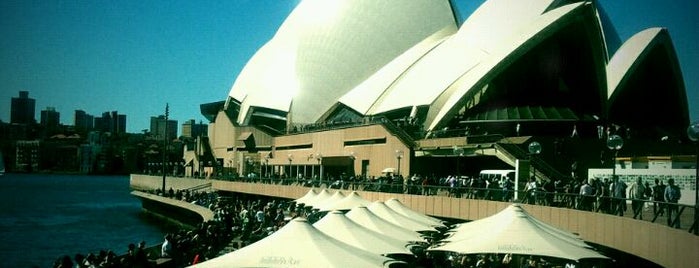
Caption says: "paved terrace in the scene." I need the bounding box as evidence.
[130,174,698,267]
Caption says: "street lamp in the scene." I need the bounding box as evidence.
[316,153,323,182]
[264,155,270,179]
[522,141,542,201]
[287,154,293,179]
[395,150,404,176]
[606,134,624,178]
[161,103,169,194]
[687,121,699,235]
[245,156,252,177]
[453,146,464,177]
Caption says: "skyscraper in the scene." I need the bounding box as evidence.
[94,111,127,134]
[74,110,94,132]
[40,107,60,130]
[181,119,207,138]
[150,115,178,141]
[10,91,35,124]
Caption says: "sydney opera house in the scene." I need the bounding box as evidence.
[186,0,690,182]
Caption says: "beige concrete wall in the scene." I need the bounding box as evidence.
[270,125,411,177]
[210,111,235,161]
[131,191,214,222]
[129,176,699,267]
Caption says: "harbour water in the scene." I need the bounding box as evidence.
[0,173,168,267]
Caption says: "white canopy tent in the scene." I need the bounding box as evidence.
[316,191,372,212]
[346,206,425,243]
[312,190,345,209]
[445,204,587,248]
[300,188,333,208]
[429,204,608,261]
[190,218,401,268]
[314,211,413,255]
[384,198,445,227]
[368,201,438,233]
[293,188,318,205]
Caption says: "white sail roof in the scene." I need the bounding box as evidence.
[367,201,437,233]
[316,191,372,212]
[346,206,425,243]
[314,211,413,255]
[384,198,445,227]
[293,188,318,205]
[431,204,607,261]
[190,218,400,268]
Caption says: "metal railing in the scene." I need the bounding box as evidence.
[202,175,698,235]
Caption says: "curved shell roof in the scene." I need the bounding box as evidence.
[223,0,688,136]
[341,0,561,116]
[227,0,457,125]
[607,27,667,99]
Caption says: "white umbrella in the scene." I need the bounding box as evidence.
[293,188,318,205]
[368,201,437,233]
[190,218,401,268]
[384,198,445,227]
[346,206,425,243]
[316,191,372,212]
[430,204,609,261]
[314,211,413,255]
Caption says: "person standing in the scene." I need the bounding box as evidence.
[664,178,682,228]
[578,179,594,211]
[628,177,646,219]
[652,179,666,216]
[609,176,627,216]
[161,234,173,258]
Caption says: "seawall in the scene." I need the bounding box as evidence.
[129,174,214,227]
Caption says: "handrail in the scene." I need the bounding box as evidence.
[494,142,569,182]
[200,175,697,235]
[184,182,212,192]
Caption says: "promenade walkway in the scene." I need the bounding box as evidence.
[130,174,699,267]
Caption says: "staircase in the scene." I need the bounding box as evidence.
[493,141,569,182]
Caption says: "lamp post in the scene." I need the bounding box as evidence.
[161,103,169,194]
[453,146,464,177]
[264,155,270,179]
[606,134,624,178]
[524,141,542,202]
[316,153,323,183]
[687,122,699,235]
[395,150,404,176]
[287,154,293,179]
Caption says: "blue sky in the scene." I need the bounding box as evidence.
[1,0,697,134]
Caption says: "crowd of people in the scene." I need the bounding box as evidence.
[53,188,293,268]
[53,241,156,268]
[213,169,687,230]
[55,170,683,267]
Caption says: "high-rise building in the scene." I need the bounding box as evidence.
[150,115,177,140]
[181,119,207,138]
[40,107,60,128]
[74,110,94,132]
[10,91,36,124]
[94,111,127,134]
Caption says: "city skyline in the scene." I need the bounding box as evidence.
[1,0,697,133]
